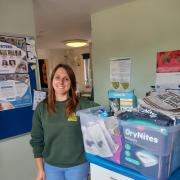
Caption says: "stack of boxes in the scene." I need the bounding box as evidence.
[108,89,137,112]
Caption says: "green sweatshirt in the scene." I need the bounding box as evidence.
[30,97,99,168]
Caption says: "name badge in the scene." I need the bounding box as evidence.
[68,112,77,122]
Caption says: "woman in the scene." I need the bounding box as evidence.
[30,64,99,180]
[2,60,8,67]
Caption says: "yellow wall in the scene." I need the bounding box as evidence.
[91,0,180,104]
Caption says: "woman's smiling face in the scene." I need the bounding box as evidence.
[52,67,71,100]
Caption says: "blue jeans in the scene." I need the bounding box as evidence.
[44,162,89,180]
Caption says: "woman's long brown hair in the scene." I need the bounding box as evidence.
[47,64,78,115]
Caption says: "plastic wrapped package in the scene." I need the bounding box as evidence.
[78,107,180,180]
[77,106,122,164]
[117,111,180,180]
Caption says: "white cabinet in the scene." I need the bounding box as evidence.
[90,163,134,180]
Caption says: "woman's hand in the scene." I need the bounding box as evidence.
[35,158,45,180]
[36,170,45,180]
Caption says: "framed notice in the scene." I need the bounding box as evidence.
[110,58,131,91]
[156,50,180,73]
[156,50,180,91]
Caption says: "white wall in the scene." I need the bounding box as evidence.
[0,0,36,180]
[91,0,180,104]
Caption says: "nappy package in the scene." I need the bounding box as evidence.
[118,111,180,180]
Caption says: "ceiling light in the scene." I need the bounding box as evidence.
[64,39,88,48]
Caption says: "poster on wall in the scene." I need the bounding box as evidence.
[0,35,37,111]
[0,36,28,74]
[156,50,180,91]
[0,74,32,111]
[32,90,46,110]
[156,50,180,73]
[38,59,48,89]
[110,58,131,91]
[26,37,37,63]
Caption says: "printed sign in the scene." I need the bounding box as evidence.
[0,74,32,111]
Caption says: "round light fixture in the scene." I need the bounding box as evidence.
[64,39,88,48]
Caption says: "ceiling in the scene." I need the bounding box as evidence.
[33,0,134,50]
